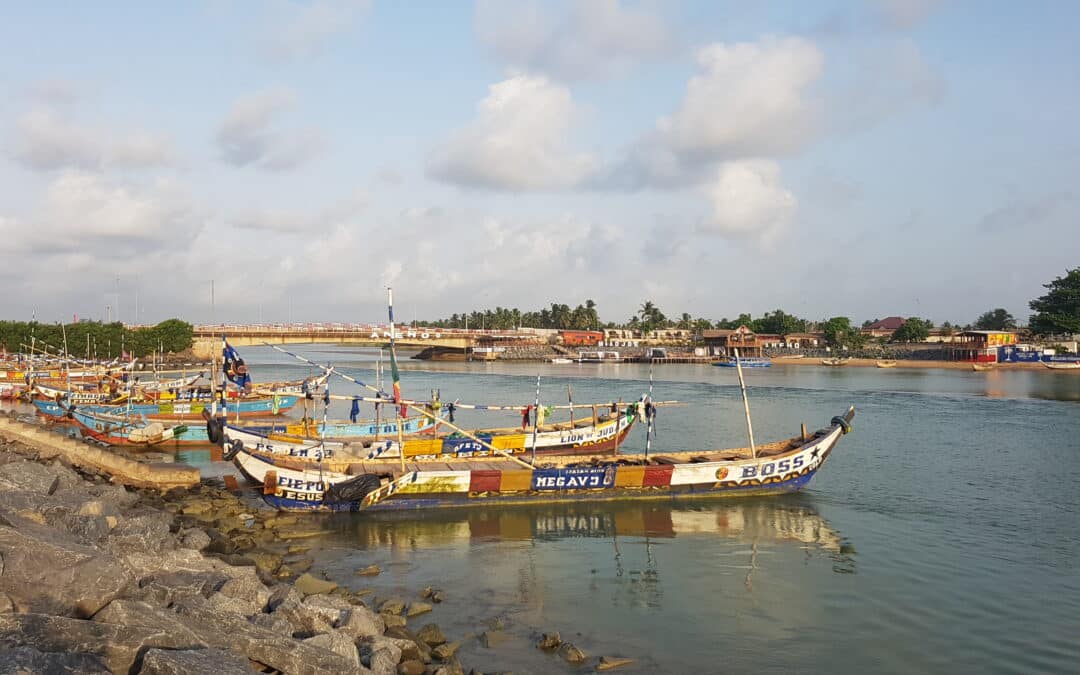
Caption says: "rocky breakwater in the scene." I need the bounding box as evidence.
[0,436,470,675]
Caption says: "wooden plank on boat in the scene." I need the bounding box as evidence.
[469,470,501,492]
[499,470,532,491]
[642,465,674,487]
[615,465,646,487]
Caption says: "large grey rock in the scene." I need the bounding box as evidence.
[363,637,403,675]
[88,483,139,508]
[0,612,206,674]
[304,630,361,668]
[267,583,303,611]
[338,605,386,640]
[138,647,254,675]
[179,527,211,551]
[0,461,62,494]
[170,595,365,673]
[218,575,271,613]
[132,570,228,607]
[250,612,294,636]
[208,593,260,616]
[0,645,111,674]
[0,514,133,617]
[105,511,174,555]
[93,599,208,645]
[301,593,353,625]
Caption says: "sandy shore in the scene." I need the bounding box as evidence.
[771,357,1080,373]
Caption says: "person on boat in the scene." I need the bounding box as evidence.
[521,405,533,429]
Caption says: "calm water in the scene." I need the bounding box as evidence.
[17,346,1080,673]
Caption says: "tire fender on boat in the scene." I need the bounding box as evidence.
[831,416,852,434]
[222,438,243,461]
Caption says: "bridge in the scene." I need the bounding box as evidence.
[190,323,538,359]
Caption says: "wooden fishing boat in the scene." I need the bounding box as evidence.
[65,408,193,446]
[32,383,129,405]
[233,407,855,512]
[971,363,996,371]
[1043,361,1080,370]
[32,393,300,420]
[228,411,637,471]
[133,372,204,393]
[875,360,897,368]
[821,357,849,367]
[714,357,771,368]
[58,406,441,447]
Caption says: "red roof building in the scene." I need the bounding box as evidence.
[863,316,906,338]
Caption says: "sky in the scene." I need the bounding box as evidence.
[1,0,1078,327]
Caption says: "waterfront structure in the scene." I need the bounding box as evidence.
[701,326,763,358]
[945,330,1017,362]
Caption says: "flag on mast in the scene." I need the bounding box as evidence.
[387,288,407,417]
[222,336,251,391]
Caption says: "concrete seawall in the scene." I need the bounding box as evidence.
[0,416,199,489]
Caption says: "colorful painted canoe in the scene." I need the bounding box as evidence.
[67,408,192,446]
[32,383,129,404]
[231,412,637,472]
[32,394,299,420]
[234,407,855,512]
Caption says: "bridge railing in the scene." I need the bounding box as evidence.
[192,324,534,339]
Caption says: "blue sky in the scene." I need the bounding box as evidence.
[1,1,1077,327]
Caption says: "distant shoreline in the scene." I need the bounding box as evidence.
[769,356,1080,373]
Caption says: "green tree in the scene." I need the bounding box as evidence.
[756,309,808,335]
[890,317,932,343]
[821,316,866,349]
[636,301,669,333]
[1029,267,1080,335]
[974,308,1017,331]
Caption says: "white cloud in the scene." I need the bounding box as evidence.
[13,107,175,171]
[602,36,824,189]
[261,0,371,61]
[476,0,673,80]
[3,172,200,266]
[662,37,824,160]
[699,160,796,246]
[216,88,323,170]
[428,74,598,191]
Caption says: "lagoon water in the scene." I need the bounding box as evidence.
[22,346,1080,673]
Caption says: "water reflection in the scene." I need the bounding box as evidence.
[327,498,844,547]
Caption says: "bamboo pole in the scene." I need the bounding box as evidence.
[734,348,756,458]
[388,288,406,476]
[530,374,541,463]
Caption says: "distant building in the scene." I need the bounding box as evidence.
[945,330,1018,362]
[862,316,906,338]
[783,332,822,348]
[756,333,784,348]
[701,326,762,357]
[558,330,604,347]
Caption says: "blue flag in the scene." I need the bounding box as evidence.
[222,338,251,390]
